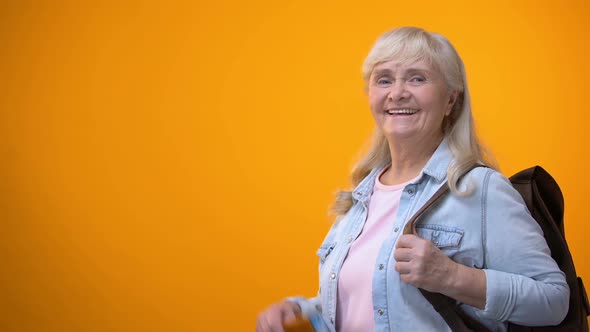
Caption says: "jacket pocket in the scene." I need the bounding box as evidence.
[415,224,464,249]
[316,242,337,264]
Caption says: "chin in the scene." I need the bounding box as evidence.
[381,127,418,140]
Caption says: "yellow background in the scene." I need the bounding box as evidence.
[2,1,589,331]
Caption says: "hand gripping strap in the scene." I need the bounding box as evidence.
[403,164,492,332]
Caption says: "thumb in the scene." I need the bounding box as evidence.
[396,234,420,248]
[283,314,314,332]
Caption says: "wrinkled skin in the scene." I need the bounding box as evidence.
[393,234,458,293]
[256,301,301,332]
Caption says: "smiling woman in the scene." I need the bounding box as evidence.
[367,59,457,179]
[256,26,570,332]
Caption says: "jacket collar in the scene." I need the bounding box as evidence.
[351,137,453,204]
[421,137,453,183]
[351,165,385,205]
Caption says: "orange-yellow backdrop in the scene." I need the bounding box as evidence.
[2,1,589,331]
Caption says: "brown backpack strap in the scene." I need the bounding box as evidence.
[419,287,494,332]
[402,182,450,235]
[419,288,473,332]
[402,164,484,236]
[403,164,492,332]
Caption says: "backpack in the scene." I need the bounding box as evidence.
[507,166,589,331]
[408,165,590,331]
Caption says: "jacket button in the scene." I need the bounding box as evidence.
[330,272,336,279]
[407,188,414,195]
[377,309,384,315]
[394,227,399,232]
[379,264,384,270]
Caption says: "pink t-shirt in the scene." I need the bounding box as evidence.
[336,169,416,332]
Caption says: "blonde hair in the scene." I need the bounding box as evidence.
[331,26,497,216]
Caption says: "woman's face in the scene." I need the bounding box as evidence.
[368,59,457,146]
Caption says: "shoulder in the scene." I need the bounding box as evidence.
[469,168,540,232]
[464,167,522,202]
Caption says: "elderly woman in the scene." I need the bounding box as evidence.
[256,27,569,332]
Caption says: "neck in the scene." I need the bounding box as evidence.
[381,135,443,185]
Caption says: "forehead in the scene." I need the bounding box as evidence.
[371,59,438,76]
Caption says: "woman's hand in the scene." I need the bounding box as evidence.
[256,301,302,332]
[393,234,486,309]
[393,234,457,293]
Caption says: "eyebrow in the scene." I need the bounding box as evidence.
[372,67,433,77]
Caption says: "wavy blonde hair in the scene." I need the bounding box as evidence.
[331,27,497,216]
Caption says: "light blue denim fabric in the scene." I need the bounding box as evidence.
[288,139,569,332]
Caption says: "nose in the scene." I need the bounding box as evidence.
[388,81,410,102]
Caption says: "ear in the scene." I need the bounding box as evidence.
[446,90,459,116]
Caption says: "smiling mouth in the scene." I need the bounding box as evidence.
[386,109,419,115]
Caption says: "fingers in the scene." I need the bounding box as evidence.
[393,247,412,262]
[393,237,456,292]
[281,302,301,325]
[395,234,420,248]
[256,314,282,332]
[394,260,411,274]
[399,271,419,287]
[396,260,421,288]
[256,302,301,332]
[255,316,268,332]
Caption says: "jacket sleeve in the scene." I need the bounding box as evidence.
[283,215,346,331]
[286,295,330,332]
[475,171,570,325]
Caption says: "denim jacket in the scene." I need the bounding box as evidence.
[289,139,569,332]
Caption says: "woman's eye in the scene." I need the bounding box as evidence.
[408,76,426,84]
[376,78,391,85]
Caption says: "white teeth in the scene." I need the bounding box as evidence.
[386,109,418,115]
